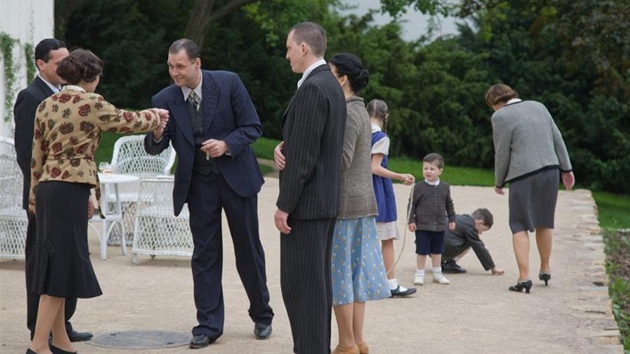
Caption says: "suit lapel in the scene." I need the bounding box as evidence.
[282,94,296,127]
[201,71,218,135]
[282,64,329,127]
[168,88,195,146]
[34,76,55,99]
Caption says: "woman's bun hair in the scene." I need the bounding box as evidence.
[57,48,104,85]
[329,53,370,93]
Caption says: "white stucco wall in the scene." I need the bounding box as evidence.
[0,0,54,138]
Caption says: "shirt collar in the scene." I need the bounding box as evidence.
[424,179,440,186]
[182,73,203,101]
[297,59,327,89]
[38,74,62,93]
[63,85,86,93]
[507,98,522,105]
[371,123,382,133]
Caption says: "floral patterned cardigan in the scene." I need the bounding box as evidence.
[29,85,160,214]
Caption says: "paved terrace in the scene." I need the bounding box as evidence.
[0,179,623,353]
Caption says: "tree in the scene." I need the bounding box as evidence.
[184,0,259,49]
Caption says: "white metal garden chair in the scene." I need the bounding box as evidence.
[0,137,28,260]
[104,135,176,244]
[131,177,192,264]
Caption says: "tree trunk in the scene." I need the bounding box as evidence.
[183,0,259,50]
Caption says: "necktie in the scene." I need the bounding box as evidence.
[188,91,200,111]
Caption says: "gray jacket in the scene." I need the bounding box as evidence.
[491,100,572,187]
[443,214,495,270]
[338,97,378,219]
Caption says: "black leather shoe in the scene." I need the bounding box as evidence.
[509,279,533,294]
[50,344,77,354]
[67,329,93,342]
[390,285,417,297]
[254,323,272,340]
[189,334,216,349]
[442,260,467,274]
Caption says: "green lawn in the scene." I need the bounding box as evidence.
[97,135,629,230]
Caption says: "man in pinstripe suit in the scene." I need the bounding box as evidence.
[274,22,347,354]
[145,39,273,349]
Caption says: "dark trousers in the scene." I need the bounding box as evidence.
[187,171,273,339]
[25,212,77,337]
[281,218,335,354]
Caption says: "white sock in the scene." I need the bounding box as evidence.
[432,267,442,274]
[415,269,425,277]
[387,279,399,290]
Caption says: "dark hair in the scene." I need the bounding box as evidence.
[423,152,444,169]
[289,22,327,57]
[366,99,389,131]
[169,38,201,61]
[485,83,518,106]
[471,208,494,229]
[35,38,66,63]
[329,53,369,93]
[56,49,103,84]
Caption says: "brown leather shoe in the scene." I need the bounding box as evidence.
[332,344,359,354]
[357,342,369,354]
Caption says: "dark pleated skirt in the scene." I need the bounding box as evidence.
[32,181,102,298]
[508,168,559,234]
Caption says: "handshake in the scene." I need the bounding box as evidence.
[150,108,170,140]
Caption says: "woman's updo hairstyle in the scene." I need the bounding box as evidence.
[56,48,104,85]
[329,53,370,94]
[366,99,389,132]
[485,83,518,107]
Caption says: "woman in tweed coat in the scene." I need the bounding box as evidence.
[26,49,168,354]
[486,83,575,294]
[327,53,390,354]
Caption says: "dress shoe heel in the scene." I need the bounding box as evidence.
[508,279,532,294]
[539,272,551,286]
[51,344,78,354]
[26,349,38,354]
[332,344,360,354]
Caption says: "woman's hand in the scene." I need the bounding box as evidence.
[274,142,286,170]
[408,223,416,232]
[494,186,504,195]
[562,171,575,190]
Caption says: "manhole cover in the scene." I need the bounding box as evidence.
[87,330,190,349]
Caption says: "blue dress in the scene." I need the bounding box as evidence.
[371,130,397,223]
[331,217,391,305]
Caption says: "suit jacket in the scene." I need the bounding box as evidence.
[145,70,264,216]
[491,100,572,187]
[13,76,55,210]
[444,214,496,270]
[276,64,347,220]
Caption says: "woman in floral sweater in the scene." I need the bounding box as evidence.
[26,49,168,354]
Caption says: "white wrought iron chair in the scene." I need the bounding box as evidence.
[104,135,176,244]
[131,177,192,264]
[0,137,28,260]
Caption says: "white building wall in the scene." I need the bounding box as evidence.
[0,0,54,138]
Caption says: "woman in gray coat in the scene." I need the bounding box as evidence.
[486,83,575,294]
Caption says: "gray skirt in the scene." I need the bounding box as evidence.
[508,168,559,233]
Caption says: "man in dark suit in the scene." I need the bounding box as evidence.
[144,39,273,349]
[273,22,347,354]
[13,38,93,342]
